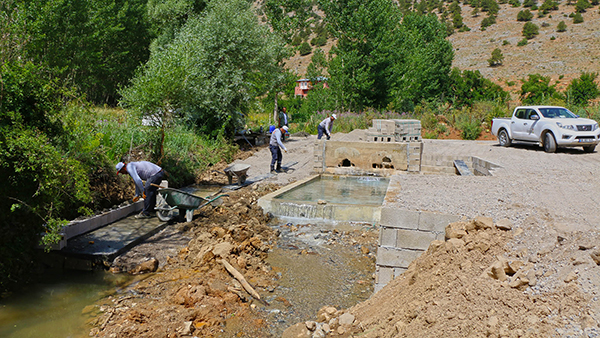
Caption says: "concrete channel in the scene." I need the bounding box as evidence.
[259,119,503,292]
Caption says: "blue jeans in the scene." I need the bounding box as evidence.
[317,125,329,140]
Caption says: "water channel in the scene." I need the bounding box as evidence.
[0,179,383,337]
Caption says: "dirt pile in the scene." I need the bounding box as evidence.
[285,217,600,338]
[90,184,283,338]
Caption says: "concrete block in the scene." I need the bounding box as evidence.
[377,266,395,285]
[380,208,419,229]
[418,211,460,232]
[373,283,385,294]
[379,227,397,247]
[376,247,423,268]
[396,229,437,250]
[394,267,407,277]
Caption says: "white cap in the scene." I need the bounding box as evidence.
[282,126,289,131]
[115,162,125,174]
[332,114,337,119]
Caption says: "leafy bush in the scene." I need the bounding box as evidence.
[522,22,539,39]
[557,21,567,31]
[299,42,312,55]
[517,37,528,46]
[566,72,600,106]
[517,10,534,21]
[520,74,563,104]
[457,115,482,140]
[573,12,584,23]
[481,15,496,28]
[488,48,504,67]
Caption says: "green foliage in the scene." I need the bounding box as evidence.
[522,22,539,39]
[457,114,482,140]
[481,15,496,28]
[520,74,563,104]
[566,72,600,106]
[539,0,559,14]
[299,41,312,55]
[147,0,207,50]
[557,20,567,31]
[120,0,288,137]
[509,0,521,7]
[449,68,510,106]
[523,0,537,7]
[481,0,500,14]
[291,35,303,46]
[488,48,504,67]
[310,35,328,47]
[503,40,510,45]
[517,37,529,46]
[573,12,584,23]
[23,0,153,105]
[263,0,314,42]
[517,9,534,21]
[575,0,591,12]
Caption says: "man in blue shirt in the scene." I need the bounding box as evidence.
[269,126,288,174]
[116,161,164,219]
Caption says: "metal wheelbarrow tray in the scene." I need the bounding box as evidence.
[155,188,226,222]
[224,163,251,185]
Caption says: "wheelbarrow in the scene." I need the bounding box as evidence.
[224,163,251,186]
[155,188,227,222]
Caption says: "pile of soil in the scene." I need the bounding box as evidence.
[90,184,282,337]
[286,217,600,337]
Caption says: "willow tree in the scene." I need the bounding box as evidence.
[120,0,287,143]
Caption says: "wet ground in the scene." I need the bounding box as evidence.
[259,219,377,337]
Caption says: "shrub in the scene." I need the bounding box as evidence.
[488,48,504,67]
[522,22,539,39]
[517,9,534,21]
[299,42,312,56]
[503,40,510,45]
[573,12,584,23]
[457,115,482,140]
[566,72,600,106]
[481,15,496,28]
[557,21,567,31]
[517,37,529,46]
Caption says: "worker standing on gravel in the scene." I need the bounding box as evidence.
[270,125,288,174]
[317,114,337,140]
[116,161,164,219]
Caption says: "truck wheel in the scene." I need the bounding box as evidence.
[583,145,596,153]
[498,129,512,147]
[543,133,557,153]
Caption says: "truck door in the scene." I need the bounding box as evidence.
[511,108,530,140]
[521,109,541,141]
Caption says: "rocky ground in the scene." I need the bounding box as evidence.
[89,130,600,338]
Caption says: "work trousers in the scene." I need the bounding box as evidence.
[270,145,282,171]
[317,125,330,140]
[143,170,164,215]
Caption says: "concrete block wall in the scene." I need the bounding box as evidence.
[421,155,500,176]
[375,208,460,292]
[367,119,422,143]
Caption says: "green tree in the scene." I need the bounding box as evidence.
[23,0,153,105]
[120,0,287,137]
[263,0,313,42]
[539,0,559,13]
[522,22,539,39]
[146,0,207,50]
[299,41,312,55]
[575,0,591,12]
[487,48,504,66]
[566,72,600,106]
[572,12,584,23]
[523,0,537,6]
[0,60,92,291]
[520,74,561,104]
[449,68,509,106]
[517,9,534,21]
[557,20,567,31]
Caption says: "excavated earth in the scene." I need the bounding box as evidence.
[89,131,600,338]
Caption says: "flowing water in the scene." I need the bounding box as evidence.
[274,176,389,205]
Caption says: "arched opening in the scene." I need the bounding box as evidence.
[339,159,354,167]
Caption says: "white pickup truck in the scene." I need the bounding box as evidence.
[491,106,600,153]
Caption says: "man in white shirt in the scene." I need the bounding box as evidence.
[116,161,164,219]
[317,114,337,140]
[269,126,288,174]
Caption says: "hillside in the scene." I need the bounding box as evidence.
[285,2,600,94]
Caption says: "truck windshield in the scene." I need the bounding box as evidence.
[539,108,577,118]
